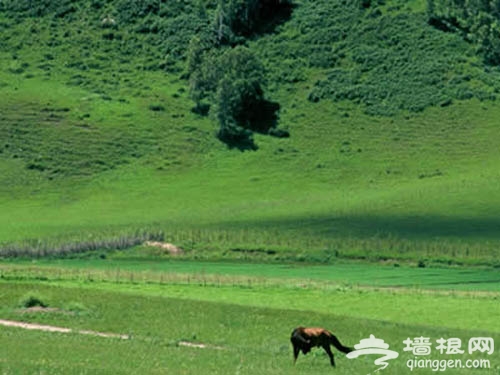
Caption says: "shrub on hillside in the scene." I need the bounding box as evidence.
[427,0,500,65]
[149,104,165,111]
[19,293,48,309]
[295,4,499,115]
[1,0,78,18]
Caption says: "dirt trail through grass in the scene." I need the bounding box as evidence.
[178,341,225,350]
[0,319,225,349]
[0,319,129,339]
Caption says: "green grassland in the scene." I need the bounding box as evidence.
[1,279,499,374]
[2,256,499,373]
[1,0,500,265]
[1,1,500,372]
[2,259,500,330]
[3,254,500,291]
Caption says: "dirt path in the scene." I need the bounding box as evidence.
[0,319,129,339]
[178,341,224,350]
[0,320,223,349]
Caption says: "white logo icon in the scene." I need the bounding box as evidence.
[347,335,399,372]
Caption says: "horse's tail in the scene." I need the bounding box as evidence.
[329,334,353,354]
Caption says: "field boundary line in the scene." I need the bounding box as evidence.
[1,264,500,298]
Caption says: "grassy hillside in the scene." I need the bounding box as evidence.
[1,0,500,265]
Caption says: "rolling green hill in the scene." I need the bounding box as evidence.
[1,0,500,266]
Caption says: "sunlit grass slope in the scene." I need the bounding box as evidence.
[1,0,500,265]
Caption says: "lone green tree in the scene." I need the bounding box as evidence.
[214,47,266,146]
[188,44,279,148]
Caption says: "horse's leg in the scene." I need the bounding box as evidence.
[293,344,300,364]
[322,344,335,367]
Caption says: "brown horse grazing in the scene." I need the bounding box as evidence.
[290,327,353,367]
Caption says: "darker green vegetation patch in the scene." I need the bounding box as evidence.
[428,0,500,65]
[185,1,293,149]
[254,0,500,115]
[19,293,48,308]
[148,104,165,112]
[0,0,78,19]
[188,45,283,149]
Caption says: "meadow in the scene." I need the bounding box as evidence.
[1,265,499,374]
[3,254,500,292]
[1,0,500,373]
[1,255,499,373]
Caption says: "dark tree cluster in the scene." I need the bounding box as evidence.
[213,0,293,44]
[427,0,500,64]
[186,0,290,149]
[188,45,281,149]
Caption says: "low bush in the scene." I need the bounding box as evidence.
[148,104,165,111]
[19,293,48,308]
